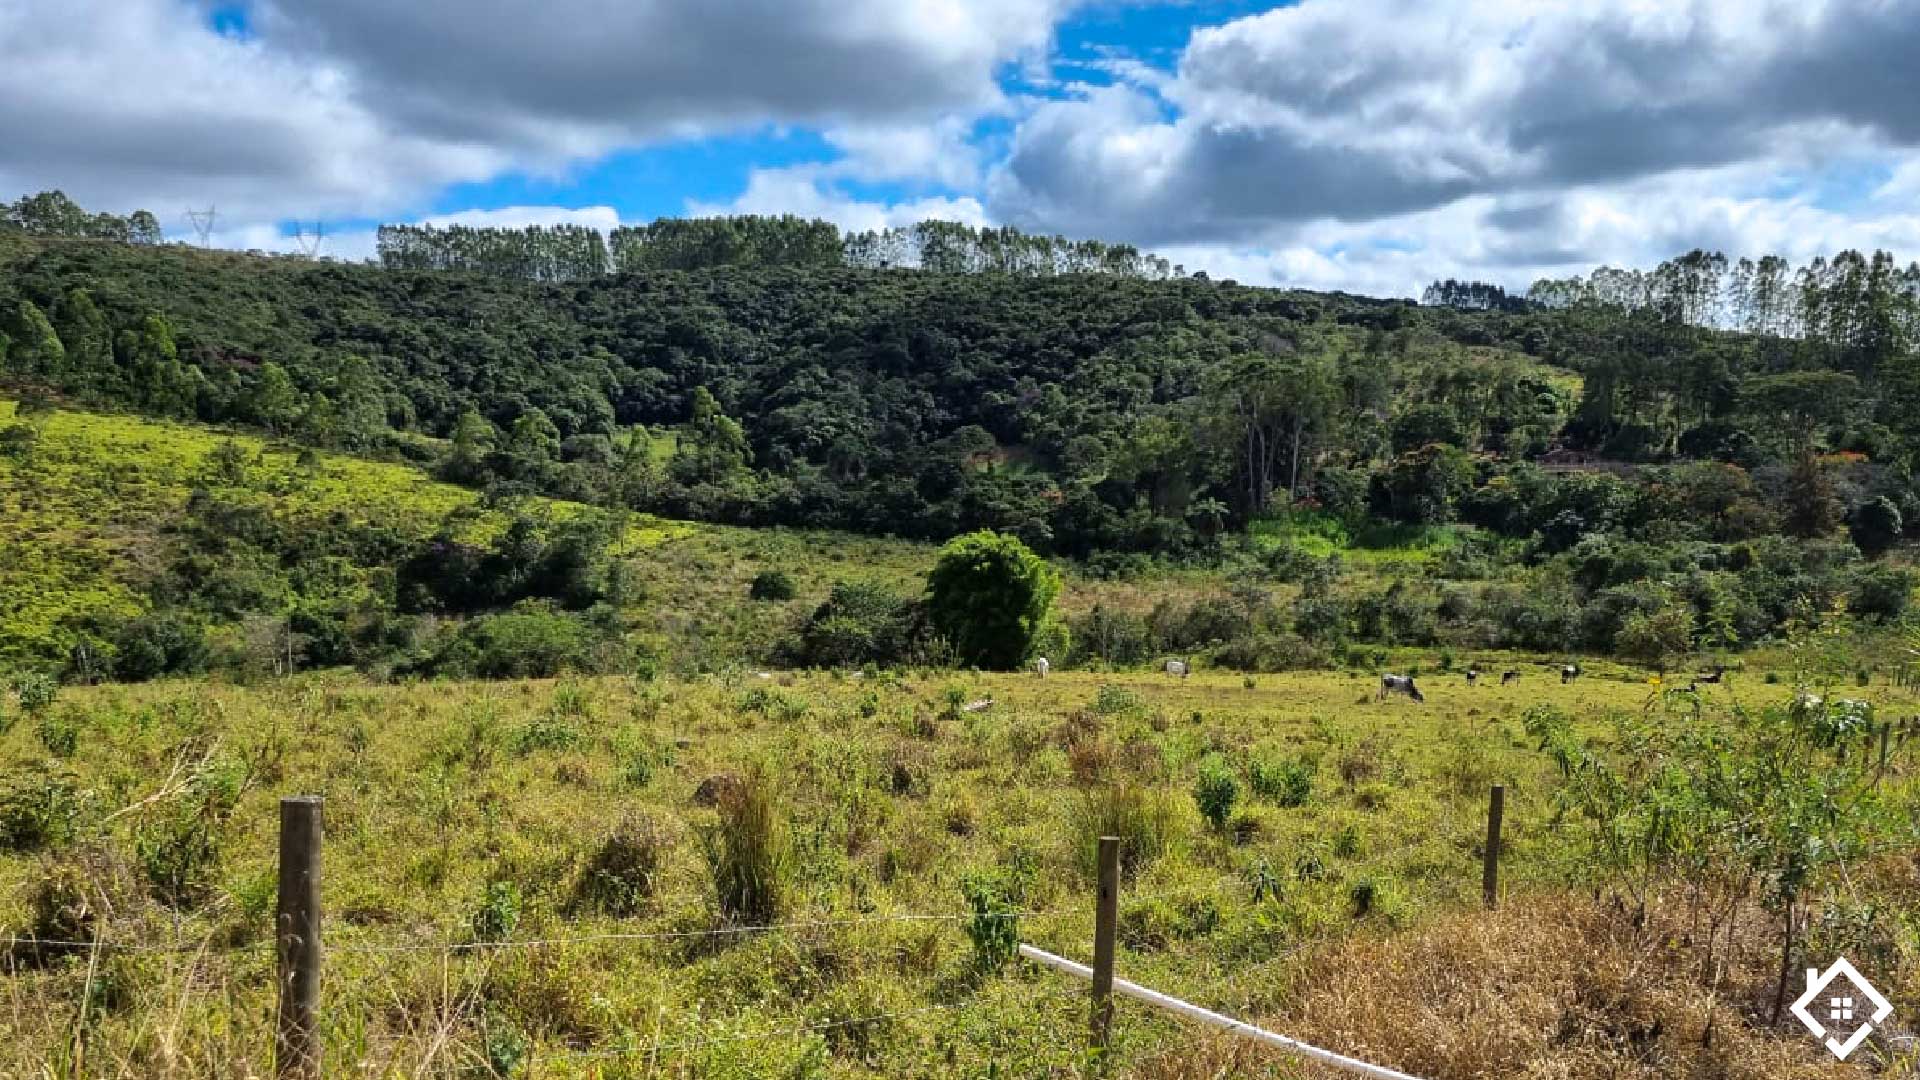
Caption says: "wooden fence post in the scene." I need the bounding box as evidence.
[1091,835,1120,1063]
[1482,785,1504,910]
[276,796,324,1080]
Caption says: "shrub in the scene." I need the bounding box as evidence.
[749,570,797,602]
[0,771,92,852]
[12,672,57,714]
[471,880,522,942]
[1248,754,1314,808]
[1849,564,1916,621]
[792,581,923,668]
[925,531,1061,669]
[110,615,210,682]
[960,871,1021,972]
[572,812,672,916]
[36,710,79,757]
[137,808,222,908]
[700,767,789,925]
[1192,756,1240,831]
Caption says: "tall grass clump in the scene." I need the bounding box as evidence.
[572,811,673,916]
[701,767,790,925]
[1192,756,1240,831]
[1077,782,1181,878]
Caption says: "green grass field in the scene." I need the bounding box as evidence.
[0,666,1901,1078]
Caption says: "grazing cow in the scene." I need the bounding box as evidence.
[1165,659,1190,679]
[1694,669,1723,684]
[1501,669,1520,685]
[1378,674,1425,703]
[1034,656,1050,679]
[1561,664,1582,684]
[1465,668,1480,685]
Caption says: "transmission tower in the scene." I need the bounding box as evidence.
[293,222,326,258]
[185,206,217,247]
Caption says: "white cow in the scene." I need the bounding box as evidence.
[1034,656,1050,678]
[1378,674,1425,703]
[1165,659,1190,678]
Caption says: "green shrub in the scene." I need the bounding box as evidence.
[1192,756,1240,831]
[1248,754,1314,808]
[0,771,92,852]
[748,570,797,602]
[13,672,58,715]
[470,880,521,943]
[35,711,79,757]
[510,717,582,755]
[136,809,221,908]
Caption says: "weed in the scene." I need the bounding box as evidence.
[1076,782,1181,878]
[0,770,91,851]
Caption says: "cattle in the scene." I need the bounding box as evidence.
[1694,669,1724,684]
[1378,674,1425,703]
[1465,668,1480,685]
[1034,656,1050,678]
[1561,664,1582,684]
[1501,669,1520,685]
[1165,659,1190,678]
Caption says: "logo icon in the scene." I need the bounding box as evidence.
[1791,958,1892,1060]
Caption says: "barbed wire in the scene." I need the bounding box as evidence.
[5,907,1079,957]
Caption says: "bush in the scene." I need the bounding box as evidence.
[0,771,92,852]
[471,880,522,942]
[1849,564,1916,621]
[421,603,604,679]
[700,767,789,925]
[137,808,221,908]
[1192,756,1240,831]
[1248,754,1314,808]
[571,812,672,916]
[791,581,924,668]
[748,569,797,602]
[12,672,57,715]
[925,531,1061,669]
[109,614,210,682]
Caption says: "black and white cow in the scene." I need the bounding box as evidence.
[1561,664,1582,684]
[1465,668,1480,685]
[1501,669,1520,685]
[1379,674,1425,703]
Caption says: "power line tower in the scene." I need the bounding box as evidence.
[185,206,218,247]
[293,222,326,258]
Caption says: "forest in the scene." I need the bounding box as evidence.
[5,190,1920,680]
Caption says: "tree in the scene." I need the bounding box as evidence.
[1782,454,1841,539]
[1849,496,1903,557]
[443,408,497,484]
[248,363,302,432]
[925,531,1061,669]
[671,386,751,485]
[3,300,64,379]
[1205,351,1335,517]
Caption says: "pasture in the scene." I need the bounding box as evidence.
[2,664,1904,1077]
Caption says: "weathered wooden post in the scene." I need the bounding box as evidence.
[276,796,323,1080]
[1091,835,1120,1062]
[1482,785,1504,910]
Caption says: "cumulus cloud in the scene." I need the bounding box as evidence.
[0,0,1063,238]
[993,0,1920,249]
[254,0,1071,158]
[687,168,988,234]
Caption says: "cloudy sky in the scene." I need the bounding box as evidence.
[3,0,1918,296]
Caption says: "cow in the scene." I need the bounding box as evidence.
[1501,669,1520,685]
[1561,664,1582,684]
[1165,659,1190,679]
[1465,668,1480,685]
[1378,674,1425,703]
[1694,669,1724,684]
[1034,656,1050,679]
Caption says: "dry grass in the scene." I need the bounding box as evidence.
[1128,891,1888,1079]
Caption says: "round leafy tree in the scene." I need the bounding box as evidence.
[925,531,1060,670]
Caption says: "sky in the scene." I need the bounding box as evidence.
[2,0,1919,297]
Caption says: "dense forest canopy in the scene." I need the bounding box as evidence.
[7,190,1920,677]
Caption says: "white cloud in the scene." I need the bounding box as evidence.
[993,0,1920,254]
[688,169,988,234]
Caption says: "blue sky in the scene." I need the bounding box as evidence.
[2,1,1918,295]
